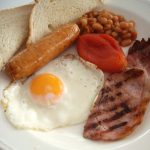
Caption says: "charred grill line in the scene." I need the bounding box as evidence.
[100,95,116,104]
[96,88,111,105]
[121,103,131,113]
[101,87,111,94]
[116,92,122,96]
[109,96,115,101]
[103,103,131,123]
[84,118,101,131]
[115,81,123,88]
[92,123,98,129]
[102,110,124,122]
[86,106,142,132]
[86,103,131,131]
[103,101,129,112]
[109,122,127,130]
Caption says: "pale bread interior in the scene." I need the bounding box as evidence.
[28,0,103,44]
[0,4,33,70]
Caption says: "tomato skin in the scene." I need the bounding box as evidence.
[99,34,124,54]
[77,34,127,73]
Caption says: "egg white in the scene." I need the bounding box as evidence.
[2,46,104,131]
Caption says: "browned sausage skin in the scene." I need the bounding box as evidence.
[5,24,80,81]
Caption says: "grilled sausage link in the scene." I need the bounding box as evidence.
[5,23,80,81]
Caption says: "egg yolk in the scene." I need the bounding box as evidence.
[30,73,63,97]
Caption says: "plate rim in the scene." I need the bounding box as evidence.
[0,0,150,150]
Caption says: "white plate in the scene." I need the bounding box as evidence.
[0,0,150,150]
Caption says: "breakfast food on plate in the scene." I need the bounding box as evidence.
[6,24,80,81]
[0,4,33,71]
[77,10,137,47]
[127,38,150,73]
[28,0,103,43]
[84,68,146,141]
[84,38,150,141]
[77,34,127,73]
[0,0,150,143]
[2,47,104,130]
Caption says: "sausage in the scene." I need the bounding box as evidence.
[5,23,80,81]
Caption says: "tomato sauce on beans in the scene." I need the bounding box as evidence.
[77,10,137,47]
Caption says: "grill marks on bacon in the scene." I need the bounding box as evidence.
[84,69,145,141]
[84,39,150,141]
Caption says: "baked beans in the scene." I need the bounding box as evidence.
[77,10,137,47]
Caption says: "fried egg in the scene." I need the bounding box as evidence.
[2,47,104,131]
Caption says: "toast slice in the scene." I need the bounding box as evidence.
[28,0,103,44]
[0,4,33,71]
